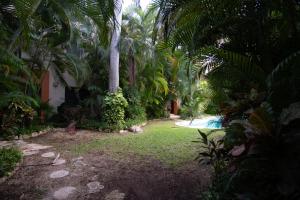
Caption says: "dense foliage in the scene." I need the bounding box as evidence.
[102,89,128,131]
[0,0,114,135]
[154,0,300,199]
[2,1,300,198]
[123,87,147,125]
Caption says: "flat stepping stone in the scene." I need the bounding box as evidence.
[52,159,66,166]
[41,152,55,158]
[14,140,27,146]
[23,143,52,151]
[53,186,76,200]
[23,149,39,156]
[71,156,83,162]
[73,160,87,168]
[105,190,125,200]
[87,181,104,193]
[49,170,69,179]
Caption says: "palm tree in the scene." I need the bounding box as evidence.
[109,0,123,93]
[0,0,115,133]
[152,1,300,198]
[2,0,114,82]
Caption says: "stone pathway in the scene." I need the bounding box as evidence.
[0,139,126,200]
[41,152,56,158]
[53,186,76,200]
[105,190,126,200]
[49,170,70,179]
[87,181,104,193]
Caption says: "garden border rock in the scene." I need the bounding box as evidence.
[15,127,53,140]
[127,121,147,133]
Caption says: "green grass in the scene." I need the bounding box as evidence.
[72,120,224,167]
[0,148,22,177]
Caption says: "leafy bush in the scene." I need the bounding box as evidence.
[146,99,169,119]
[19,124,51,135]
[124,88,147,124]
[180,89,203,119]
[125,118,145,128]
[197,130,230,200]
[49,103,88,127]
[0,148,22,177]
[0,100,35,139]
[102,89,128,131]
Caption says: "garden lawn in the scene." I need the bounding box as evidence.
[72,120,224,167]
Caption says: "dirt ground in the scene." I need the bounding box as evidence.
[0,129,211,200]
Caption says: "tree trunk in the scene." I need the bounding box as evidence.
[109,0,123,93]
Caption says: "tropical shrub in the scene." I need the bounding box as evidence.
[194,49,300,199]
[0,101,35,139]
[202,101,300,200]
[180,89,203,119]
[152,0,300,196]
[146,100,169,119]
[102,89,128,131]
[0,148,22,177]
[124,87,146,125]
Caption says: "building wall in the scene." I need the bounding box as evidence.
[48,67,65,112]
[47,67,79,112]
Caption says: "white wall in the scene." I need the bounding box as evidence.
[49,67,65,112]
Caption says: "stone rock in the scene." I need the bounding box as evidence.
[90,167,96,171]
[87,181,104,193]
[66,121,76,135]
[53,186,76,200]
[23,150,39,156]
[0,141,13,148]
[22,143,52,151]
[71,157,84,162]
[89,175,99,181]
[119,130,128,134]
[49,170,69,179]
[73,160,87,168]
[13,140,27,146]
[52,159,66,166]
[105,190,126,200]
[41,152,56,158]
[128,126,143,133]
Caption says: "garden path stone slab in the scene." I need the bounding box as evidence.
[52,159,66,166]
[53,186,76,200]
[105,190,126,200]
[49,170,69,179]
[87,181,104,193]
[23,149,39,156]
[14,140,27,146]
[71,156,84,161]
[19,143,53,156]
[0,141,13,148]
[73,160,87,168]
[128,125,143,133]
[41,152,55,158]
[22,143,52,150]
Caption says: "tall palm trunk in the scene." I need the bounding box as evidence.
[109,0,123,93]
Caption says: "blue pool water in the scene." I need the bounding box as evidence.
[175,116,222,129]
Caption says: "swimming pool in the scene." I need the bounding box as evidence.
[175,116,222,129]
